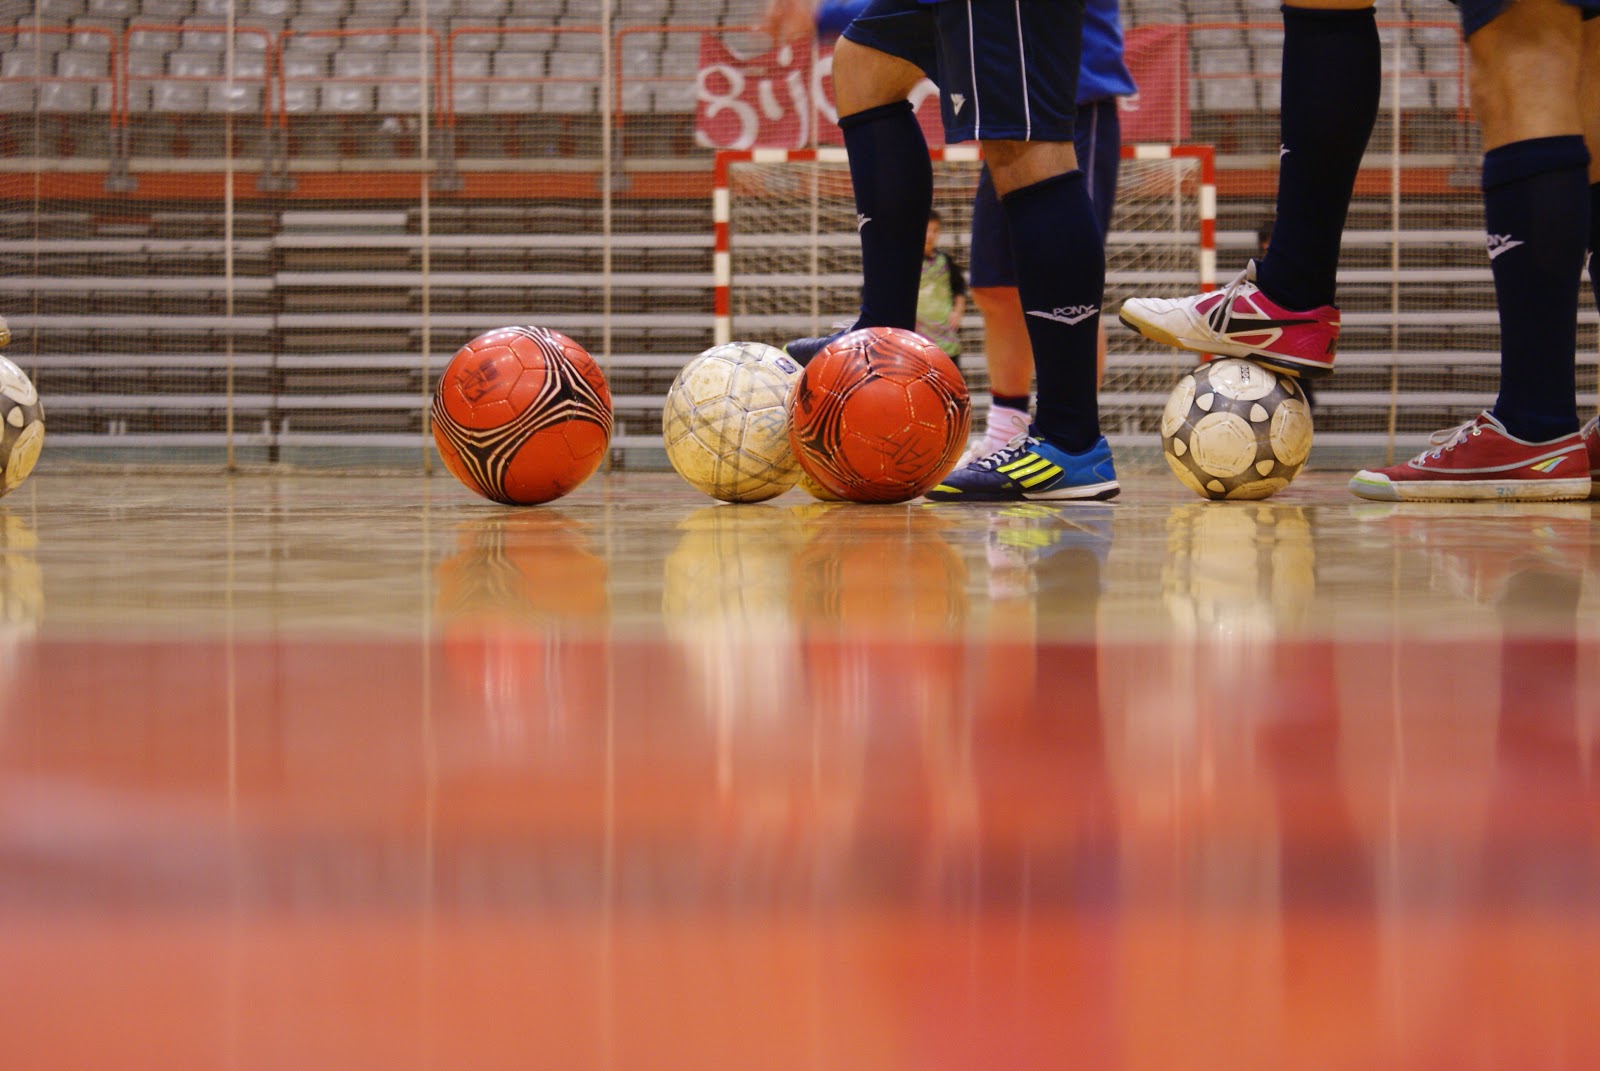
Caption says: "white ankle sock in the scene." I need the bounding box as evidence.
[984,403,1031,452]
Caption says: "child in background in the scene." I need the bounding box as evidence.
[916,209,966,359]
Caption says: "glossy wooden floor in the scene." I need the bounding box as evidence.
[1,468,1596,1070]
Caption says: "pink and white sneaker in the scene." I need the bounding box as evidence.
[1348,411,1591,502]
[1118,260,1341,379]
[1582,415,1600,500]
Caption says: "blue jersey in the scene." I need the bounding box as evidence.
[818,0,1135,104]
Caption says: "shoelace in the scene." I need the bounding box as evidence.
[968,434,1034,472]
[1205,264,1257,331]
[1421,418,1481,460]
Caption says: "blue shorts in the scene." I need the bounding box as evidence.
[1453,0,1600,36]
[840,0,1084,143]
[968,97,1121,289]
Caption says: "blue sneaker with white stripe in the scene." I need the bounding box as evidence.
[924,432,1120,502]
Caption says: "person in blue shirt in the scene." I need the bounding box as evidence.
[770,0,1122,502]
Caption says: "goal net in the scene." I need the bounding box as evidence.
[715,145,1215,448]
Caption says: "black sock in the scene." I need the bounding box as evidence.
[1254,5,1380,311]
[1486,136,1590,442]
[839,100,930,331]
[1001,171,1103,454]
[991,393,1030,413]
[1588,182,1600,314]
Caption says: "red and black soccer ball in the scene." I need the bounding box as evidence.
[431,326,613,505]
[787,327,970,504]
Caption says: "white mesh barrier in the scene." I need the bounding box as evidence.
[0,0,1587,469]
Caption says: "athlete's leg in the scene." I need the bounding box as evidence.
[1471,0,1588,442]
[1579,17,1600,315]
[1119,0,1376,377]
[926,0,1117,501]
[1254,0,1382,312]
[785,4,936,361]
[1349,0,1591,501]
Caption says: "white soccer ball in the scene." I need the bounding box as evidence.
[1160,358,1312,501]
[663,341,804,502]
[0,355,44,497]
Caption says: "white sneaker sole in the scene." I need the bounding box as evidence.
[1348,472,1591,503]
[1023,479,1121,502]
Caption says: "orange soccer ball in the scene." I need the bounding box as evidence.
[431,326,613,505]
[787,327,970,503]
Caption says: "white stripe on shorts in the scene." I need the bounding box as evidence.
[966,1,980,138]
[1013,0,1030,139]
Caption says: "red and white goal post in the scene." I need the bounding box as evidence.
[713,144,1216,445]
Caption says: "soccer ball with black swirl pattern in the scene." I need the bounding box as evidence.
[1161,358,1313,501]
[787,327,970,504]
[431,326,613,505]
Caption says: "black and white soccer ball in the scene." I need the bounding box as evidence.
[1160,358,1312,501]
[0,354,43,498]
[663,341,804,502]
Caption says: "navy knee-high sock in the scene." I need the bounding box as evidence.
[1486,136,1590,442]
[1001,170,1104,454]
[1254,5,1381,312]
[839,100,930,330]
[1588,182,1600,314]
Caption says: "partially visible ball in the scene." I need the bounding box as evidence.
[0,355,44,497]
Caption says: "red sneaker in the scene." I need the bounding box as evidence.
[1118,260,1340,379]
[1348,411,1590,502]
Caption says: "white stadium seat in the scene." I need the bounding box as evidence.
[168,52,220,77]
[620,82,653,114]
[500,25,556,52]
[208,83,261,112]
[1,52,46,77]
[385,51,433,79]
[322,84,375,112]
[150,82,206,111]
[280,83,318,112]
[486,82,540,112]
[548,51,601,79]
[57,49,111,78]
[377,83,425,113]
[541,83,593,113]
[38,0,88,19]
[652,82,698,114]
[126,30,180,52]
[451,52,490,79]
[126,51,167,78]
[0,84,36,112]
[332,52,384,78]
[493,52,543,78]
[282,54,329,79]
[39,82,99,111]
[450,82,486,113]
